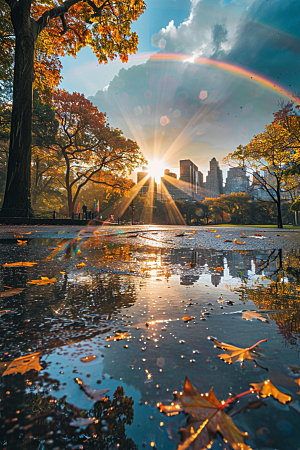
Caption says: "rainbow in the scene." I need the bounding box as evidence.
[149,53,300,105]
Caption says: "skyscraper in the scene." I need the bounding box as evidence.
[224,167,249,195]
[205,157,223,197]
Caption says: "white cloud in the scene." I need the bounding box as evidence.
[151,0,255,57]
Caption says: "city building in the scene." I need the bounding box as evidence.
[161,169,190,200]
[137,169,157,198]
[224,167,250,195]
[205,157,223,198]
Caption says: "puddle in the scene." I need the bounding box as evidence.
[1,235,300,449]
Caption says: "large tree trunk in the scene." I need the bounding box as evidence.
[0,2,35,218]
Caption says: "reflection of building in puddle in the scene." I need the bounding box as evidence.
[211,273,221,287]
[180,274,199,286]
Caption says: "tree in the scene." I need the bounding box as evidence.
[217,193,252,224]
[224,116,300,228]
[52,90,146,216]
[0,0,146,218]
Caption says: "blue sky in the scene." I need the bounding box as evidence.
[60,0,300,177]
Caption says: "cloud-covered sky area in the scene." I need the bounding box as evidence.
[62,0,300,175]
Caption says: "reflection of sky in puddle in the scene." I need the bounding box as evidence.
[1,239,300,449]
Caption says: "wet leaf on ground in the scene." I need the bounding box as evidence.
[2,352,42,376]
[242,311,269,323]
[158,377,251,450]
[0,287,25,297]
[250,380,292,404]
[210,337,267,364]
[2,262,37,267]
[27,277,57,285]
[182,316,195,322]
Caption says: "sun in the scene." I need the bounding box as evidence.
[147,158,165,181]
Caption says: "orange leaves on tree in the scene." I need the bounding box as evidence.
[210,337,267,364]
[27,277,57,285]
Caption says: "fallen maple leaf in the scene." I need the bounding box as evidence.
[242,311,269,323]
[2,352,42,376]
[210,337,267,364]
[215,267,223,272]
[2,262,37,267]
[76,262,86,269]
[0,287,25,297]
[250,380,291,404]
[182,316,195,322]
[106,331,131,341]
[75,377,109,401]
[216,234,221,238]
[234,238,245,245]
[27,277,57,285]
[158,377,251,450]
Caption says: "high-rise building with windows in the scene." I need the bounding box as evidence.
[224,167,250,195]
[205,157,223,197]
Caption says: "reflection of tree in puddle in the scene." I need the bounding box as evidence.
[0,271,142,355]
[236,248,300,342]
[0,369,137,450]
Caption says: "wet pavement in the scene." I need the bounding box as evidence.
[1,225,300,450]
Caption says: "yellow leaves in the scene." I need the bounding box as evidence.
[250,380,292,404]
[182,316,195,322]
[210,338,267,364]
[242,311,269,323]
[106,332,131,341]
[2,262,37,267]
[2,352,42,376]
[76,262,87,269]
[234,238,245,245]
[216,234,221,238]
[27,277,57,285]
